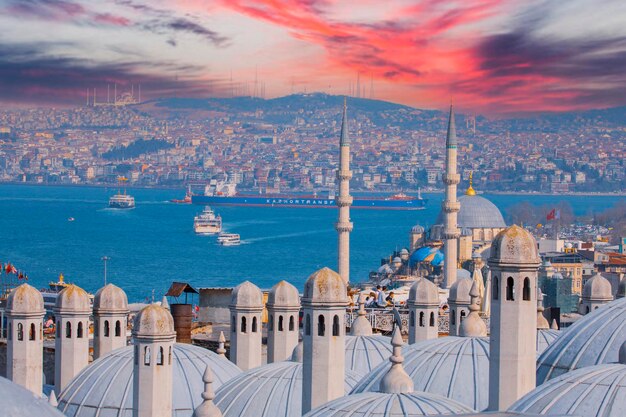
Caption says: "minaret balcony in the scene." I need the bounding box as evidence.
[442,201,461,212]
[336,170,353,180]
[336,196,353,206]
[443,173,460,185]
[335,221,354,232]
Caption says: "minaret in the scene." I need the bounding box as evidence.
[442,105,461,288]
[5,283,45,396]
[408,278,439,343]
[488,225,540,411]
[192,365,223,417]
[302,267,348,414]
[93,283,129,359]
[54,284,91,394]
[267,280,300,363]
[229,281,263,370]
[335,98,353,285]
[132,304,176,417]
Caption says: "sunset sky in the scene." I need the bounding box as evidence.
[1,0,625,114]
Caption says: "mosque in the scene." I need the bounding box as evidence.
[2,104,626,417]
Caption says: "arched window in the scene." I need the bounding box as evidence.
[419,312,425,327]
[506,277,515,301]
[104,320,110,337]
[17,323,24,341]
[305,314,311,336]
[410,311,415,327]
[94,321,99,337]
[252,317,258,333]
[493,276,499,300]
[56,323,61,338]
[66,321,72,339]
[586,306,590,314]
[115,320,121,337]
[144,346,151,365]
[523,278,531,301]
[231,315,236,332]
[332,315,340,336]
[157,347,164,365]
[430,312,435,327]
[241,316,247,333]
[168,346,172,365]
[289,315,295,331]
[269,315,274,331]
[77,322,84,338]
[278,315,284,332]
[451,311,456,325]
[460,310,466,322]
[29,323,36,341]
[318,315,325,336]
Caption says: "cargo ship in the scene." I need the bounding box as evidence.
[192,180,427,210]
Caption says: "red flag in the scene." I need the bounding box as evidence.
[547,209,556,221]
[18,272,24,280]
[10,265,17,274]
[5,263,11,274]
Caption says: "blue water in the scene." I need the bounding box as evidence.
[0,185,623,302]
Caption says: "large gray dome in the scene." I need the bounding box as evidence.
[57,343,242,417]
[537,297,626,384]
[345,335,393,376]
[214,360,362,417]
[303,391,475,417]
[510,364,626,417]
[437,194,506,229]
[351,336,490,411]
[0,376,65,417]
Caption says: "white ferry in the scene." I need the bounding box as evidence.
[109,176,135,209]
[194,206,222,235]
[217,232,240,246]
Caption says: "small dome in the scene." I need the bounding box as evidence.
[0,376,65,417]
[214,361,362,417]
[537,297,626,383]
[94,283,128,313]
[302,267,347,305]
[392,257,402,264]
[399,248,409,256]
[267,281,299,308]
[536,329,560,356]
[55,284,91,313]
[411,225,425,234]
[582,273,613,301]
[303,391,475,417]
[378,264,394,274]
[6,283,44,315]
[133,304,175,337]
[510,363,626,416]
[230,281,263,309]
[489,225,540,265]
[408,278,439,306]
[437,194,506,230]
[58,344,241,417]
[345,335,393,376]
[449,277,473,304]
[352,337,490,411]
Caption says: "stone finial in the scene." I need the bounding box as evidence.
[536,290,550,330]
[619,342,626,365]
[161,296,170,310]
[217,331,226,357]
[48,390,58,407]
[379,320,414,394]
[192,365,223,417]
[459,281,487,337]
[551,319,559,330]
[350,294,373,336]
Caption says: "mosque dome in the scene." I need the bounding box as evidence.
[411,225,425,234]
[436,194,506,230]
[536,329,560,356]
[94,283,128,313]
[6,283,44,314]
[230,281,263,309]
[303,391,475,417]
[410,247,444,267]
[351,337,491,411]
[378,264,394,274]
[582,273,613,301]
[57,343,242,417]
[267,280,299,308]
[537,297,626,384]
[408,278,439,306]
[133,304,175,337]
[55,284,91,313]
[510,363,626,416]
[0,376,65,417]
[449,277,473,304]
[345,335,393,375]
[490,225,540,265]
[302,267,347,304]
[214,360,362,417]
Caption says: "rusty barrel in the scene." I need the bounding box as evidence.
[170,304,192,343]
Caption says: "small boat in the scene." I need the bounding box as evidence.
[171,186,193,204]
[217,232,240,246]
[194,206,222,235]
[68,217,75,222]
[48,273,70,292]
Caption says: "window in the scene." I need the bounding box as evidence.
[104,320,110,337]
[289,316,295,331]
[318,315,325,336]
[144,346,151,365]
[586,306,590,314]
[269,315,273,331]
[157,347,164,365]
[305,314,311,336]
[493,276,499,300]
[231,315,236,333]
[451,311,456,325]
[460,310,466,322]
[7,323,11,341]
[134,346,139,365]
[77,322,84,338]
[66,321,72,339]
[430,312,435,327]
[278,315,284,332]
[252,317,258,333]
[29,323,36,341]
[506,277,515,301]
[410,311,414,327]
[241,316,247,333]
[419,312,425,327]
[523,278,531,301]
[56,323,61,338]
[17,323,23,341]
[332,315,340,336]
[94,321,98,337]
[115,321,121,337]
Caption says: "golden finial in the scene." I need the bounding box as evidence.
[466,171,476,196]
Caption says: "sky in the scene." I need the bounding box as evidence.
[0,0,625,115]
